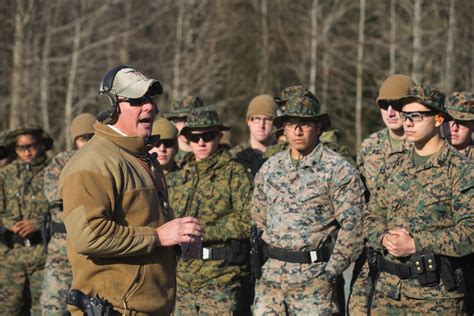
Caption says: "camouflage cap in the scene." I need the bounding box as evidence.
[163,95,204,120]
[151,117,178,140]
[445,91,474,121]
[180,106,230,135]
[392,84,447,114]
[275,85,320,105]
[376,74,415,104]
[6,125,54,151]
[70,113,96,141]
[273,95,331,131]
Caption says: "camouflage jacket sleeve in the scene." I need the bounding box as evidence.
[325,161,366,275]
[365,181,389,253]
[44,151,75,205]
[250,165,267,232]
[411,164,474,256]
[204,163,253,241]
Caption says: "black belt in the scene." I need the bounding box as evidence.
[201,246,228,260]
[51,222,66,234]
[263,244,330,264]
[377,254,415,279]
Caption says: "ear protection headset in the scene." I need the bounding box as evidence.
[97,65,130,124]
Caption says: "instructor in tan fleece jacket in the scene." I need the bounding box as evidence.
[59,66,203,315]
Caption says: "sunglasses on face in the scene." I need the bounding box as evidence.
[15,142,40,152]
[283,119,314,129]
[156,139,176,148]
[119,95,160,113]
[378,100,393,110]
[400,111,437,122]
[185,131,219,143]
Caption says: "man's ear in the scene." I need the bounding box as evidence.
[434,114,445,127]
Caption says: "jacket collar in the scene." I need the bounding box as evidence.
[280,142,323,170]
[93,122,149,155]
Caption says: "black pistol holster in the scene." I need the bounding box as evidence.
[250,225,267,280]
[67,289,114,316]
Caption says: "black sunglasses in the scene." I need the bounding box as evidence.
[119,95,160,113]
[156,139,176,148]
[185,131,219,143]
[378,100,393,110]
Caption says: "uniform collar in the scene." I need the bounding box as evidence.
[93,122,149,155]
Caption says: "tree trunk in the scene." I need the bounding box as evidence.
[257,0,269,93]
[355,0,366,153]
[64,18,81,150]
[309,0,318,94]
[389,0,396,75]
[444,0,455,92]
[119,0,131,64]
[172,0,184,100]
[40,2,54,132]
[411,0,422,83]
[321,50,331,114]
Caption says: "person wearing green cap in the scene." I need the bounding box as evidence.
[365,84,473,314]
[164,95,205,168]
[443,92,474,160]
[40,112,96,315]
[251,95,365,315]
[349,74,415,314]
[230,94,277,176]
[149,117,179,174]
[264,85,354,164]
[59,66,202,315]
[167,106,253,315]
[0,125,54,315]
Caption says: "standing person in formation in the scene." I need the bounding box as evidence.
[59,65,202,315]
[40,112,96,316]
[0,125,54,315]
[164,95,205,168]
[348,74,414,314]
[252,95,365,315]
[230,95,277,176]
[366,85,473,314]
[149,117,180,174]
[264,85,354,164]
[443,91,474,314]
[167,106,253,315]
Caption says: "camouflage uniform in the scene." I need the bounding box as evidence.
[41,150,75,316]
[366,85,474,314]
[445,91,474,160]
[0,156,50,315]
[252,96,366,315]
[229,142,267,176]
[167,107,253,315]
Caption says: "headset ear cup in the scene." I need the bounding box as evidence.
[97,92,119,124]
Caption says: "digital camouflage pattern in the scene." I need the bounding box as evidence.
[365,141,473,312]
[393,84,447,114]
[252,143,366,314]
[273,96,330,131]
[229,142,268,176]
[41,150,75,315]
[174,281,240,315]
[445,91,474,121]
[174,149,193,169]
[0,156,50,314]
[167,149,253,312]
[164,95,204,119]
[180,106,230,135]
[349,127,411,314]
[5,125,54,151]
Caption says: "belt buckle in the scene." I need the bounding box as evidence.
[202,247,212,260]
[309,250,318,263]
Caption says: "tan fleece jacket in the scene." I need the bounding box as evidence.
[60,122,176,315]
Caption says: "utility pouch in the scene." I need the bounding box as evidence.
[440,256,460,291]
[412,252,439,287]
[366,248,378,283]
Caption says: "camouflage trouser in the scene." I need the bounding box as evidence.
[253,275,338,315]
[348,260,372,315]
[174,282,240,316]
[41,233,71,316]
[370,290,464,315]
[0,243,46,315]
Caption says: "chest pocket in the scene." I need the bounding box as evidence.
[417,185,452,223]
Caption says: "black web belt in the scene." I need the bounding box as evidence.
[263,244,330,264]
[51,222,67,234]
[377,254,415,279]
[201,246,228,260]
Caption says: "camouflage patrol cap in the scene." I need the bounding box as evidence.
[6,125,54,151]
[151,117,178,140]
[164,95,204,120]
[273,95,331,131]
[180,106,230,135]
[392,84,447,115]
[275,85,320,105]
[70,113,96,141]
[445,91,474,121]
[376,74,415,104]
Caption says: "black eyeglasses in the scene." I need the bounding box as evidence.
[185,131,219,143]
[156,139,176,148]
[119,95,159,113]
[400,111,437,122]
[15,142,40,152]
[378,100,393,110]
